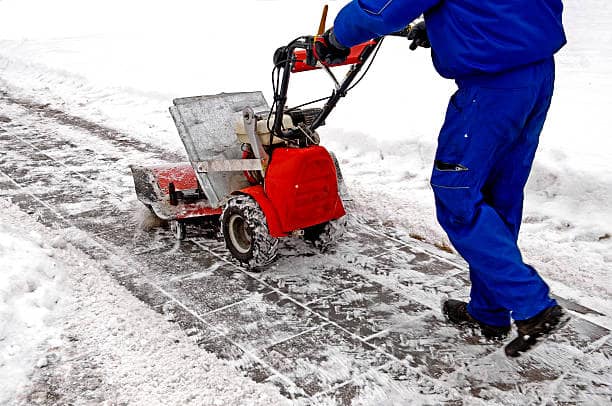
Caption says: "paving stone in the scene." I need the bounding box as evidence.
[259,259,375,305]
[556,317,610,349]
[320,362,458,406]
[366,311,500,379]
[259,324,389,397]
[68,238,109,261]
[162,262,271,315]
[311,283,429,339]
[198,335,247,361]
[554,295,607,317]
[339,225,406,257]
[0,178,19,193]
[385,245,461,278]
[201,292,325,351]
[164,303,225,345]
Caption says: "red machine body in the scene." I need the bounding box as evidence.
[133,146,344,234]
[153,164,198,193]
[241,145,345,237]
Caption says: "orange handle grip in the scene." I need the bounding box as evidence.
[292,40,377,73]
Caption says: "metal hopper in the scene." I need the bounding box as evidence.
[169,91,270,208]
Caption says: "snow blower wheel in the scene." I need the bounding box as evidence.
[170,220,187,240]
[303,216,347,251]
[222,196,278,268]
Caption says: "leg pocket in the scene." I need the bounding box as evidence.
[431,168,476,226]
[432,85,536,228]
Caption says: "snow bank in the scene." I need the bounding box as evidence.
[0,201,65,404]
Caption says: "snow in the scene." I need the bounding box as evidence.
[0,209,65,404]
[0,199,289,405]
[0,0,611,402]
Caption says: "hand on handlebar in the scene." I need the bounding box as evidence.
[407,21,430,50]
[313,29,351,66]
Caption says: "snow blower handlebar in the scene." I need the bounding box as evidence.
[270,26,413,142]
[291,39,378,73]
[270,36,381,141]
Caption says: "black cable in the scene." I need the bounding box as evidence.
[264,36,383,138]
[265,35,310,134]
[346,37,384,92]
[286,96,332,112]
[287,38,383,112]
[267,63,284,133]
[267,66,278,133]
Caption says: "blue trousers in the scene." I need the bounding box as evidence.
[431,58,557,326]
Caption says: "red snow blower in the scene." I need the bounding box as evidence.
[130,7,410,268]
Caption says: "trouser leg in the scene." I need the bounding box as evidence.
[483,76,555,242]
[432,70,557,325]
[468,267,512,326]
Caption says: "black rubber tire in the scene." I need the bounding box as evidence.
[221,195,278,268]
[303,216,347,251]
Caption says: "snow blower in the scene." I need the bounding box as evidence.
[130,7,410,268]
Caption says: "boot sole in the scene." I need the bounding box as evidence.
[504,312,571,357]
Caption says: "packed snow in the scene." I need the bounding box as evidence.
[0,205,65,404]
[0,0,611,403]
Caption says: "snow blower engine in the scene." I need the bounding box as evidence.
[130,7,411,268]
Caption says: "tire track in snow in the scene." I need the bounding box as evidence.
[0,90,185,162]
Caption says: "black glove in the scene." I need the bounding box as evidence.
[314,29,351,65]
[407,21,430,51]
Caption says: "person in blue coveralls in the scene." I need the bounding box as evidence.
[314,0,570,357]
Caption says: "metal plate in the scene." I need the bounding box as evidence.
[129,164,222,220]
[169,92,269,207]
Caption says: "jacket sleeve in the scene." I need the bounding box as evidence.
[333,0,441,47]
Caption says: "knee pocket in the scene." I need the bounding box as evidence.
[431,165,476,225]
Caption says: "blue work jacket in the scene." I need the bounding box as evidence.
[333,0,566,79]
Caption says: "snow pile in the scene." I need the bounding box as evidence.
[0,203,65,404]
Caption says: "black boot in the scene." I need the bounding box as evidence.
[505,305,570,357]
[442,299,511,340]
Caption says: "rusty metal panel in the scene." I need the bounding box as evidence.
[129,164,222,221]
[170,92,269,207]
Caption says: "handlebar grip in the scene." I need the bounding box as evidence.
[292,40,377,73]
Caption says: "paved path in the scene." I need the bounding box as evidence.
[1,92,610,405]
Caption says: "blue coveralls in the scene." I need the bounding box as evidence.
[333,0,566,325]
